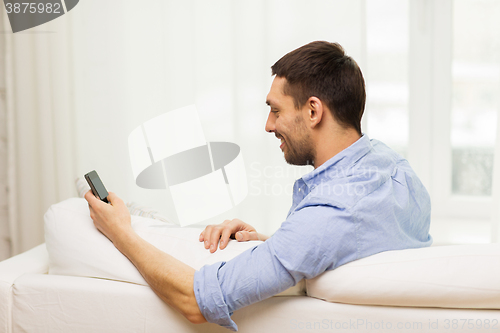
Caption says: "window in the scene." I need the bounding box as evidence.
[451,0,500,197]
[365,0,409,157]
[366,0,497,243]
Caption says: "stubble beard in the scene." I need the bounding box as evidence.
[281,116,315,166]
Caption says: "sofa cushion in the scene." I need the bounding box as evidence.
[44,198,305,296]
[306,244,500,309]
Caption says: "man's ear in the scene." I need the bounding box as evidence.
[305,96,324,128]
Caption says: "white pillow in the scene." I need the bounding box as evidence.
[45,198,263,285]
[306,244,500,309]
[44,198,305,296]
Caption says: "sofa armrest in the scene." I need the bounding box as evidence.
[0,244,49,284]
[0,243,49,333]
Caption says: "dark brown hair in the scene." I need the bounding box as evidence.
[271,41,365,134]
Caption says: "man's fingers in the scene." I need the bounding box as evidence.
[202,226,213,249]
[84,190,98,205]
[107,192,124,206]
[209,227,223,253]
[85,190,110,209]
[236,231,260,242]
[200,219,258,252]
[219,228,233,250]
[106,191,117,203]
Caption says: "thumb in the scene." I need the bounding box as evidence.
[235,231,260,242]
[107,192,123,206]
[84,190,100,206]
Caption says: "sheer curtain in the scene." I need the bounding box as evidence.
[0,8,10,260]
[0,9,75,257]
[2,0,500,259]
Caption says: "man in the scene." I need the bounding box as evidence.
[85,41,432,331]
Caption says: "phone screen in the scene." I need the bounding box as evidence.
[85,170,109,203]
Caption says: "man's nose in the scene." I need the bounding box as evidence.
[265,112,275,133]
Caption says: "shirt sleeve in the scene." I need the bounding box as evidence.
[193,204,359,331]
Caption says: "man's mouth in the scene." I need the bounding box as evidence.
[279,138,285,150]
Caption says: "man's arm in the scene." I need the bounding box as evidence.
[84,191,206,324]
[194,204,360,330]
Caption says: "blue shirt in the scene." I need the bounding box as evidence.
[193,135,432,331]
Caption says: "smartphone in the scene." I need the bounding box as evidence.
[84,170,109,203]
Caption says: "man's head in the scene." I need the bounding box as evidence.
[265,41,365,167]
[271,41,365,135]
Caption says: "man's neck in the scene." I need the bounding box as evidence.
[313,129,361,169]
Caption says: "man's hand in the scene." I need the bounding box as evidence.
[199,219,268,253]
[84,190,132,244]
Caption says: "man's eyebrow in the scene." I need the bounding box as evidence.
[266,99,276,106]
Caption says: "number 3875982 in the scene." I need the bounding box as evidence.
[5,2,62,14]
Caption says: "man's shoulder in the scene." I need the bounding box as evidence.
[303,139,421,209]
[365,139,407,168]
[355,138,418,184]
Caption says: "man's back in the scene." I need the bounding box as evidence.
[287,135,432,270]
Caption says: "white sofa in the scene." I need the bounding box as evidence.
[1,198,500,332]
[2,244,500,333]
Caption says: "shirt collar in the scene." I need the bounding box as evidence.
[300,134,373,188]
